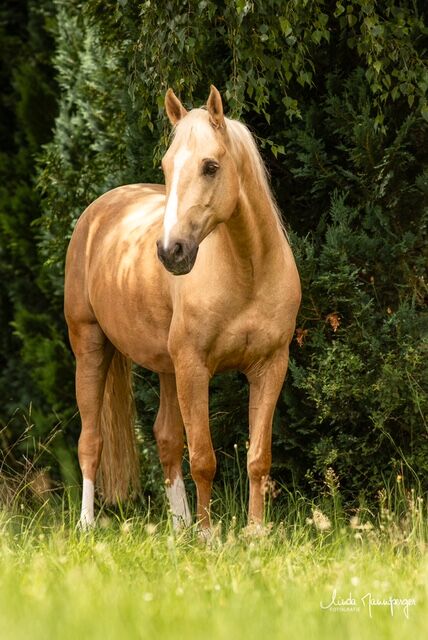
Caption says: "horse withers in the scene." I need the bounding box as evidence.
[64,85,301,532]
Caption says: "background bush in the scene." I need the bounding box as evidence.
[1,0,427,507]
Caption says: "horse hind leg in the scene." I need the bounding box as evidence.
[68,321,114,528]
[154,373,191,529]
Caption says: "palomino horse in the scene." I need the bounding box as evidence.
[64,86,301,531]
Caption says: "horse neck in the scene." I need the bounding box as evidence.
[224,172,285,277]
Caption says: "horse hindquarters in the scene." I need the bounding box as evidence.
[69,322,140,527]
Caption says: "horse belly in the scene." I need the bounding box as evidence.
[109,323,174,373]
[87,255,174,373]
[91,293,174,373]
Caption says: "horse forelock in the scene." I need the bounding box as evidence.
[170,108,217,148]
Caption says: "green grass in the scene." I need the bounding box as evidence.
[0,485,426,640]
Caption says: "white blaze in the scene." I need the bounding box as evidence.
[163,146,191,249]
[166,475,191,529]
[80,478,95,529]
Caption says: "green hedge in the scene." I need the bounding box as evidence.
[1,0,427,504]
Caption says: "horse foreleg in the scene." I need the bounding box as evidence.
[247,351,289,525]
[174,359,215,531]
[154,373,191,529]
[69,323,113,528]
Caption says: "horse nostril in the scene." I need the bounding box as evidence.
[172,242,184,259]
[156,240,166,261]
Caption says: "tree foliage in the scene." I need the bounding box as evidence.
[1,0,427,503]
[0,1,67,434]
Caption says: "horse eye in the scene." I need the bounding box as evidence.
[202,161,219,176]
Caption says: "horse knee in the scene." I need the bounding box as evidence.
[78,430,103,478]
[155,433,182,467]
[247,452,271,483]
[190,450,216,484]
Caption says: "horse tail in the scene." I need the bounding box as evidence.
[98,350,140,504]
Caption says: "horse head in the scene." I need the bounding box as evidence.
[156,86,239,275]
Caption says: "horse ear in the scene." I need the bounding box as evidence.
[207,85,225,129]
[165,89,188,125]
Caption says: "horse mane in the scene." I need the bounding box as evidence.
[224,117,287,236]
[170,109,287,237]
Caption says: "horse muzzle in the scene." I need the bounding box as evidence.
[156,239,199,275]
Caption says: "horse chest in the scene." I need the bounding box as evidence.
[207,306,286,372]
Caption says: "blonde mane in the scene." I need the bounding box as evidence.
[224,117,287,236]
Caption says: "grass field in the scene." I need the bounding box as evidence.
[0,482,426,640]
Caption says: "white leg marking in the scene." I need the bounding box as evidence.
[163,146,191,249]
[166,475,191,529]
[80,478,95,529]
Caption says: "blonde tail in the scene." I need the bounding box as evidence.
[97,350,140,503]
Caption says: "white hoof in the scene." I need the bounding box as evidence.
[172,514,191,531]
[79,513,95,531]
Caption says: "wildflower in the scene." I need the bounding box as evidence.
[324,467,340,496]
[326,312,340,332]
[350,515,373,531]
[121,519,133,535]
[94,542,108,555]
[312,508,331,532]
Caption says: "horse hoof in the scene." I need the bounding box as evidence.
[78,515,95,531]
[197,527,213,543]
[197,523,222,546]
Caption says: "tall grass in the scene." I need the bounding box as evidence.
[0,470,426,640]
